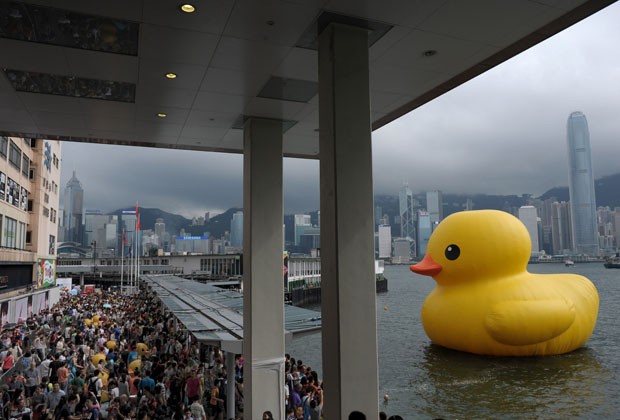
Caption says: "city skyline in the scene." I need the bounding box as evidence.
[60,3,620,219]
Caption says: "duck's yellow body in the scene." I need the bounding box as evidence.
[411,210,599,356]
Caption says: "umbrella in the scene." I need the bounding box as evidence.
[102,303,112,308]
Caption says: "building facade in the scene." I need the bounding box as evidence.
[417,211,432,257]
[518,205,540,255]
[377,224,391,259]
[398,183,416,257]
[426,190,443,224]
[293,214,312,246]
[63,170,84,245]
[392,237,412,264]
[0,137,61,296]
[566,112,599,255]
[551,201,572,255]
[230,211,243,248]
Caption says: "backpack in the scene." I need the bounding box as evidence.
[88,377,98,394]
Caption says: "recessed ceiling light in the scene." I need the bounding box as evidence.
[180,4,195,13]
[423,49,438,57]
[266,20,275,26]
[165,72,177,79]
[157,113,167,118]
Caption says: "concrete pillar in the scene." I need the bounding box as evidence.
[243,118,285,418]
[319,23,379,418]
[226,351,236,418]
[79,274,84,288]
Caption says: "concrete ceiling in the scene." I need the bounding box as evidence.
[0,0,615,158]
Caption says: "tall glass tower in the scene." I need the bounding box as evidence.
[230,211,244,247]
[399,182,416,257]
[63,170,84,244]
[566,111,599,255]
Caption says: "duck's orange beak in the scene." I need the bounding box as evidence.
[410,254,442,277]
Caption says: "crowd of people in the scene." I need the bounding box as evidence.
[0,288,243,420]
[0,285,405,420]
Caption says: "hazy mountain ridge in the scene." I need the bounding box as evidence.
[112,206,243,239]
[540,172,620,209]
[113,172,620,237]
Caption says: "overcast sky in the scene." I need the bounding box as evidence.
[60,3,620,218]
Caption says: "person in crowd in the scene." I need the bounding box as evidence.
[46,382,66,413]
[190,395,207,420]
[1,347,14,373]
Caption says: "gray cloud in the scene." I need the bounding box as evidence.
[373,3,620,197]
[61,3,620,217]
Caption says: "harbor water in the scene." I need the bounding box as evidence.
[286,263,620,418]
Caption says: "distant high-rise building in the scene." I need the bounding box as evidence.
[539,198,556,255]
[566,111,599,255]
[299,227,321,254]
[154,218,166,247]
[63,170,84,244]
[426,190,443,224]
[597,206,614,251]
[551,201,572,254]
[417,211,432,257]
[518,206,539,255]
[294,214,312,246]
[84,211,118,256]
[204,212,210,222]
[377,225,391,259]
[375,206,382,226]
[613,208,620,249]
[399,182,416,256]
[392,238,412,264]
[120,212,138,257]
[230,211,243,248]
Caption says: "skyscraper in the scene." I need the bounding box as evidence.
[518,205,539,255]
[294,214,312,246]
[63,170,84,244]
[154,218,166,247]
[230,211,243,248]
[566,112,599,255]
[551,201,572,254]
[426,190,443,224]
[417,211,432,257]
[377,224,391,259]
[399,182,416,246]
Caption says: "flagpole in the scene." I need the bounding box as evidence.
[134,218,138,294]
[134,227,137,293]
[121,229,125,295]
[120,232,124,295]
[137,229,140,290]
[130,238,134,294]
[135,202,140,294]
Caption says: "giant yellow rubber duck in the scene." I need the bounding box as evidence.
[410,210,599,356]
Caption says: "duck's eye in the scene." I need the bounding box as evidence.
[445,244,460,260]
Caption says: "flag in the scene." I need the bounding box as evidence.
[135,201,140,231]
[122,230,126,245]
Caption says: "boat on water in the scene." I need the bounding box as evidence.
[564,259,575,267]
[603,256,620,269]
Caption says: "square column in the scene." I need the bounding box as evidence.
[319,23,379,418]
[243,118,285,418]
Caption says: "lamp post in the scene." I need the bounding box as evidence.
[91,240,97,274]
